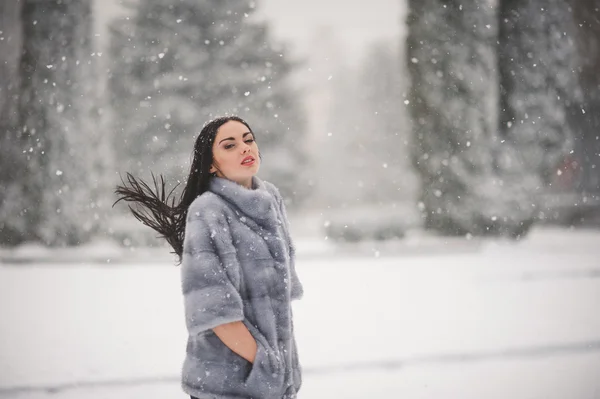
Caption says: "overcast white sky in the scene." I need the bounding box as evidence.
[95,0,406,66]
[257,0,405,64]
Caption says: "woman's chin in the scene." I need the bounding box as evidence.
[244,165,260,176]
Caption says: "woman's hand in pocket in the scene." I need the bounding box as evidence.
[212,320,258,364]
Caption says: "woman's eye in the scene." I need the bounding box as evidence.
[224,138,253,149]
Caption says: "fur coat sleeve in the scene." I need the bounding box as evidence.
[180,204,246,336]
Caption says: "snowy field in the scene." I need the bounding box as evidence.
[1,227,599,398]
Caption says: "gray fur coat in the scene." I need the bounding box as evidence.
[180,176,304,399]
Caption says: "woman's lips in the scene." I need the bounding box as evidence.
[241,157,255,166]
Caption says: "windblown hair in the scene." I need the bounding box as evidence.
[113,116,253,264]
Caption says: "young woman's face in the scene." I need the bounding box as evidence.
[210,120,260,188]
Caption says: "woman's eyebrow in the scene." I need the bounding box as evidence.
[218,132,253,145]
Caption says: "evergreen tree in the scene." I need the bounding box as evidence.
[321,62,364,207]
[406,0,508,236]
[109,0,306,203]
[8,0,106,246]
[302,29,351,209]
[498,0,581,188]
[356,40,414,204]
[572,0,600,194]
[318,40,414,208]
[0,0,25,244]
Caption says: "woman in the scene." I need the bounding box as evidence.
[114,116,304,398]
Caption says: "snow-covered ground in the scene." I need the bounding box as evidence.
[1,227,599,398]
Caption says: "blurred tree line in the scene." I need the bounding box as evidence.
[0,0,110,246]
[406,0,600,237]
[0,0,305,247]
[317,40,414,208]
[108,0,307,203]
[1,0,598,247]
[573,0,600,195]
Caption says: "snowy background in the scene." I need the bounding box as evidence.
[1,0,600,398]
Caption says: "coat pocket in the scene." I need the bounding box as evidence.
[242,321,286,397]
[243,338,268,384]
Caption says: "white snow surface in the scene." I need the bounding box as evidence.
[1,227,599,398]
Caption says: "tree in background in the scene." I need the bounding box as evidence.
[0,0,25,245]
[498,0,581,193]
[406,0,511,236]
[109,0,306,204]
[1,0,109,246]
[357,40,416,204]
[572,1,600,195]
[317,39,415,209]
[406,0,585,237]
[318,62,362,207]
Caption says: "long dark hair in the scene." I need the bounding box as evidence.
[113,116,253,264]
